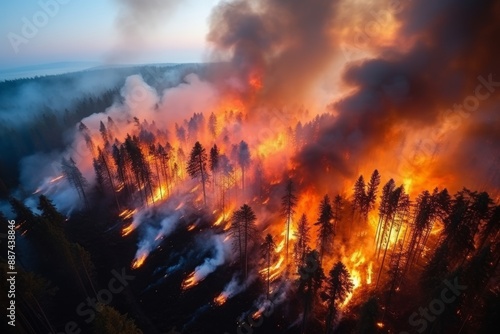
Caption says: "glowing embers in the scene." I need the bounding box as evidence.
[119,208,137,220]
[214,293,227,306]
[132,252,147,269]
[120,209,138,236]
[182,271,198,290]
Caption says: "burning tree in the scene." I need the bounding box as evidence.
[315,195,335,266]
[237,140,251,193]
[363,169,381,219]
[187,141,209,206]
[281,179,298,267]
[230,204,257,279]
[294,214,311,269]
[298,250,324,334]
[323,261,354,334]
[261,233,276,299]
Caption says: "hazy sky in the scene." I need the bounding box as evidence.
[0,0,219,70]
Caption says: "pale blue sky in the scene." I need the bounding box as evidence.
[0,0,219,70]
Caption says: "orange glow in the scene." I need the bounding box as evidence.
[182,272,198,290]
[122,224,134,236]
[119,209,136,220]
[132,253,147,269]
[214,294,227,306]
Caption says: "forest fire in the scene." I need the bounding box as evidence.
[132,253,147,269]
[122,224,134,237]
[119,208,136,220]
[8,0,498,332]
[182,272,198,290]
[214,293,227,306]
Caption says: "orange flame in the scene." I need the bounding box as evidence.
[182,272,198,290]
[132,253,147,269]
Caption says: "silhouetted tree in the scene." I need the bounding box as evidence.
[353,175,366,217]
[315,195,335,265]
[61,157,89,208]
[209,144,220,195]
[324,261,354,334]
[230,204,257,279]
[298,250,325,334]
[237,140,251,192]
[294,214,311,269]
[187,141,209,206]
[363,169,381,218]
[261,234,276,299]
[281,179,298,267]
[375,179,395,250]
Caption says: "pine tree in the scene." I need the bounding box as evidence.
[237,140,251,192]
[324,261,354,334]
[294,214,311,269]
[230,204,257,279]
[61,157,89,208]
[298,250,325,334]
[187,141,209,206]
[363,169,381,218]
[315,195,335,265]
[353,175,366,216]
[124,135,154,205]
[281,179,298,267]
[37,195,65,231]
[375,179,395,255]
[261,234,276,299]
[209,144,220,195]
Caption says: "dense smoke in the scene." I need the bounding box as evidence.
[207,0,341,106]
[296,0,500,194]
[205,0,500,196]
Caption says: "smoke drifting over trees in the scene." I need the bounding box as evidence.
[1,0,499,333]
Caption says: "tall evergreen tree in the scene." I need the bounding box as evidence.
[187,141,209,206]
[294,214,311,269]
[237,140,251,192]
[61,157,89,208]
[315,195,335,265]
[281,179,298,267]
[363,169,381,218]
[230,204,257,279]
[353,175,366,216]
[298,250,325,334]
[324,261,354,334]
[261,234,276,299]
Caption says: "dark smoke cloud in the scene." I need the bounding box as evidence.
[207,0,340,105]
[296,0,500,193]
